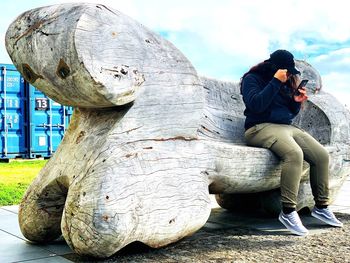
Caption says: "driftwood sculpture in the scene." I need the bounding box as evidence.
[5,3,350,258]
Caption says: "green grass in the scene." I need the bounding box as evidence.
[0,160,47,206]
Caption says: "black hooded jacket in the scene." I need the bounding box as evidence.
[241,73,301,130]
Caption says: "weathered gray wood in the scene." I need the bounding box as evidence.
[7,3,208,258]
[6,4,202,110]
[6,3,350,258]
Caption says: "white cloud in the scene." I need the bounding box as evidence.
[307,48,350,107]
[322,72,349,91]
[321,72,350,106]
[2,0,349,115]
[312,48,350,72]
[3,0,350,92]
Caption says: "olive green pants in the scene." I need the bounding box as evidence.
[244,123,330,208]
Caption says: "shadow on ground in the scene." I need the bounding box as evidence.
[63,212,350,263]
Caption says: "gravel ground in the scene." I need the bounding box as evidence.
[64,213,350,263]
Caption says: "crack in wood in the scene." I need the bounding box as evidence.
[126,136,198,144]
[13,15,59,46]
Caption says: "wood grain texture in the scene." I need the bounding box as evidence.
[6,3,350,258]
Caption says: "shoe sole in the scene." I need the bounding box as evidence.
[278,215,309,236]
[311,211,343,227]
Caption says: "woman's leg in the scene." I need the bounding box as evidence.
[245,123,304,208]
[290,127,343,227]
[291,127,330,206]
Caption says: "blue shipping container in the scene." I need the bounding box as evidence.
[0,63,73,159]
[28,85,73,158]
[0,64,27,159]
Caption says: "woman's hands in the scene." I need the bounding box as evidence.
[274,69,289,82]
[294,87,308,102]
[274,69,308,102]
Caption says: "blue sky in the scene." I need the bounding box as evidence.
[2,0,350,106]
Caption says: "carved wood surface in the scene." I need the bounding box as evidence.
[5,3,350,258]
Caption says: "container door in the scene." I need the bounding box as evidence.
[0,64,28,159]
[28,85,70,158]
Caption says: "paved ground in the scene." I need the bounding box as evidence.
[1,177,349,262]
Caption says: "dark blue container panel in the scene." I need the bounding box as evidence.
[28,85,73,158]
[0,64,28,158]
[0,63,73,159]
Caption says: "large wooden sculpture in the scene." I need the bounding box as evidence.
[5,3,350,258]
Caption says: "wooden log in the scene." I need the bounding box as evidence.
[18,107,214,257]
[6,3,350,258]
[7,3,207,258]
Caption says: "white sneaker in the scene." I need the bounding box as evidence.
[278,211,309,236]
[311,207,343,227]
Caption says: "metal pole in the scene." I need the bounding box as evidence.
[63,105,66,132]
[3,67,8,157]
[49,98,53,155]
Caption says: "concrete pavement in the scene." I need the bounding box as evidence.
[1,176,349,262]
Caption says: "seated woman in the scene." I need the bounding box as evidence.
[240,49,343,236]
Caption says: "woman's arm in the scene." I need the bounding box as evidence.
[242,74,282,113]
